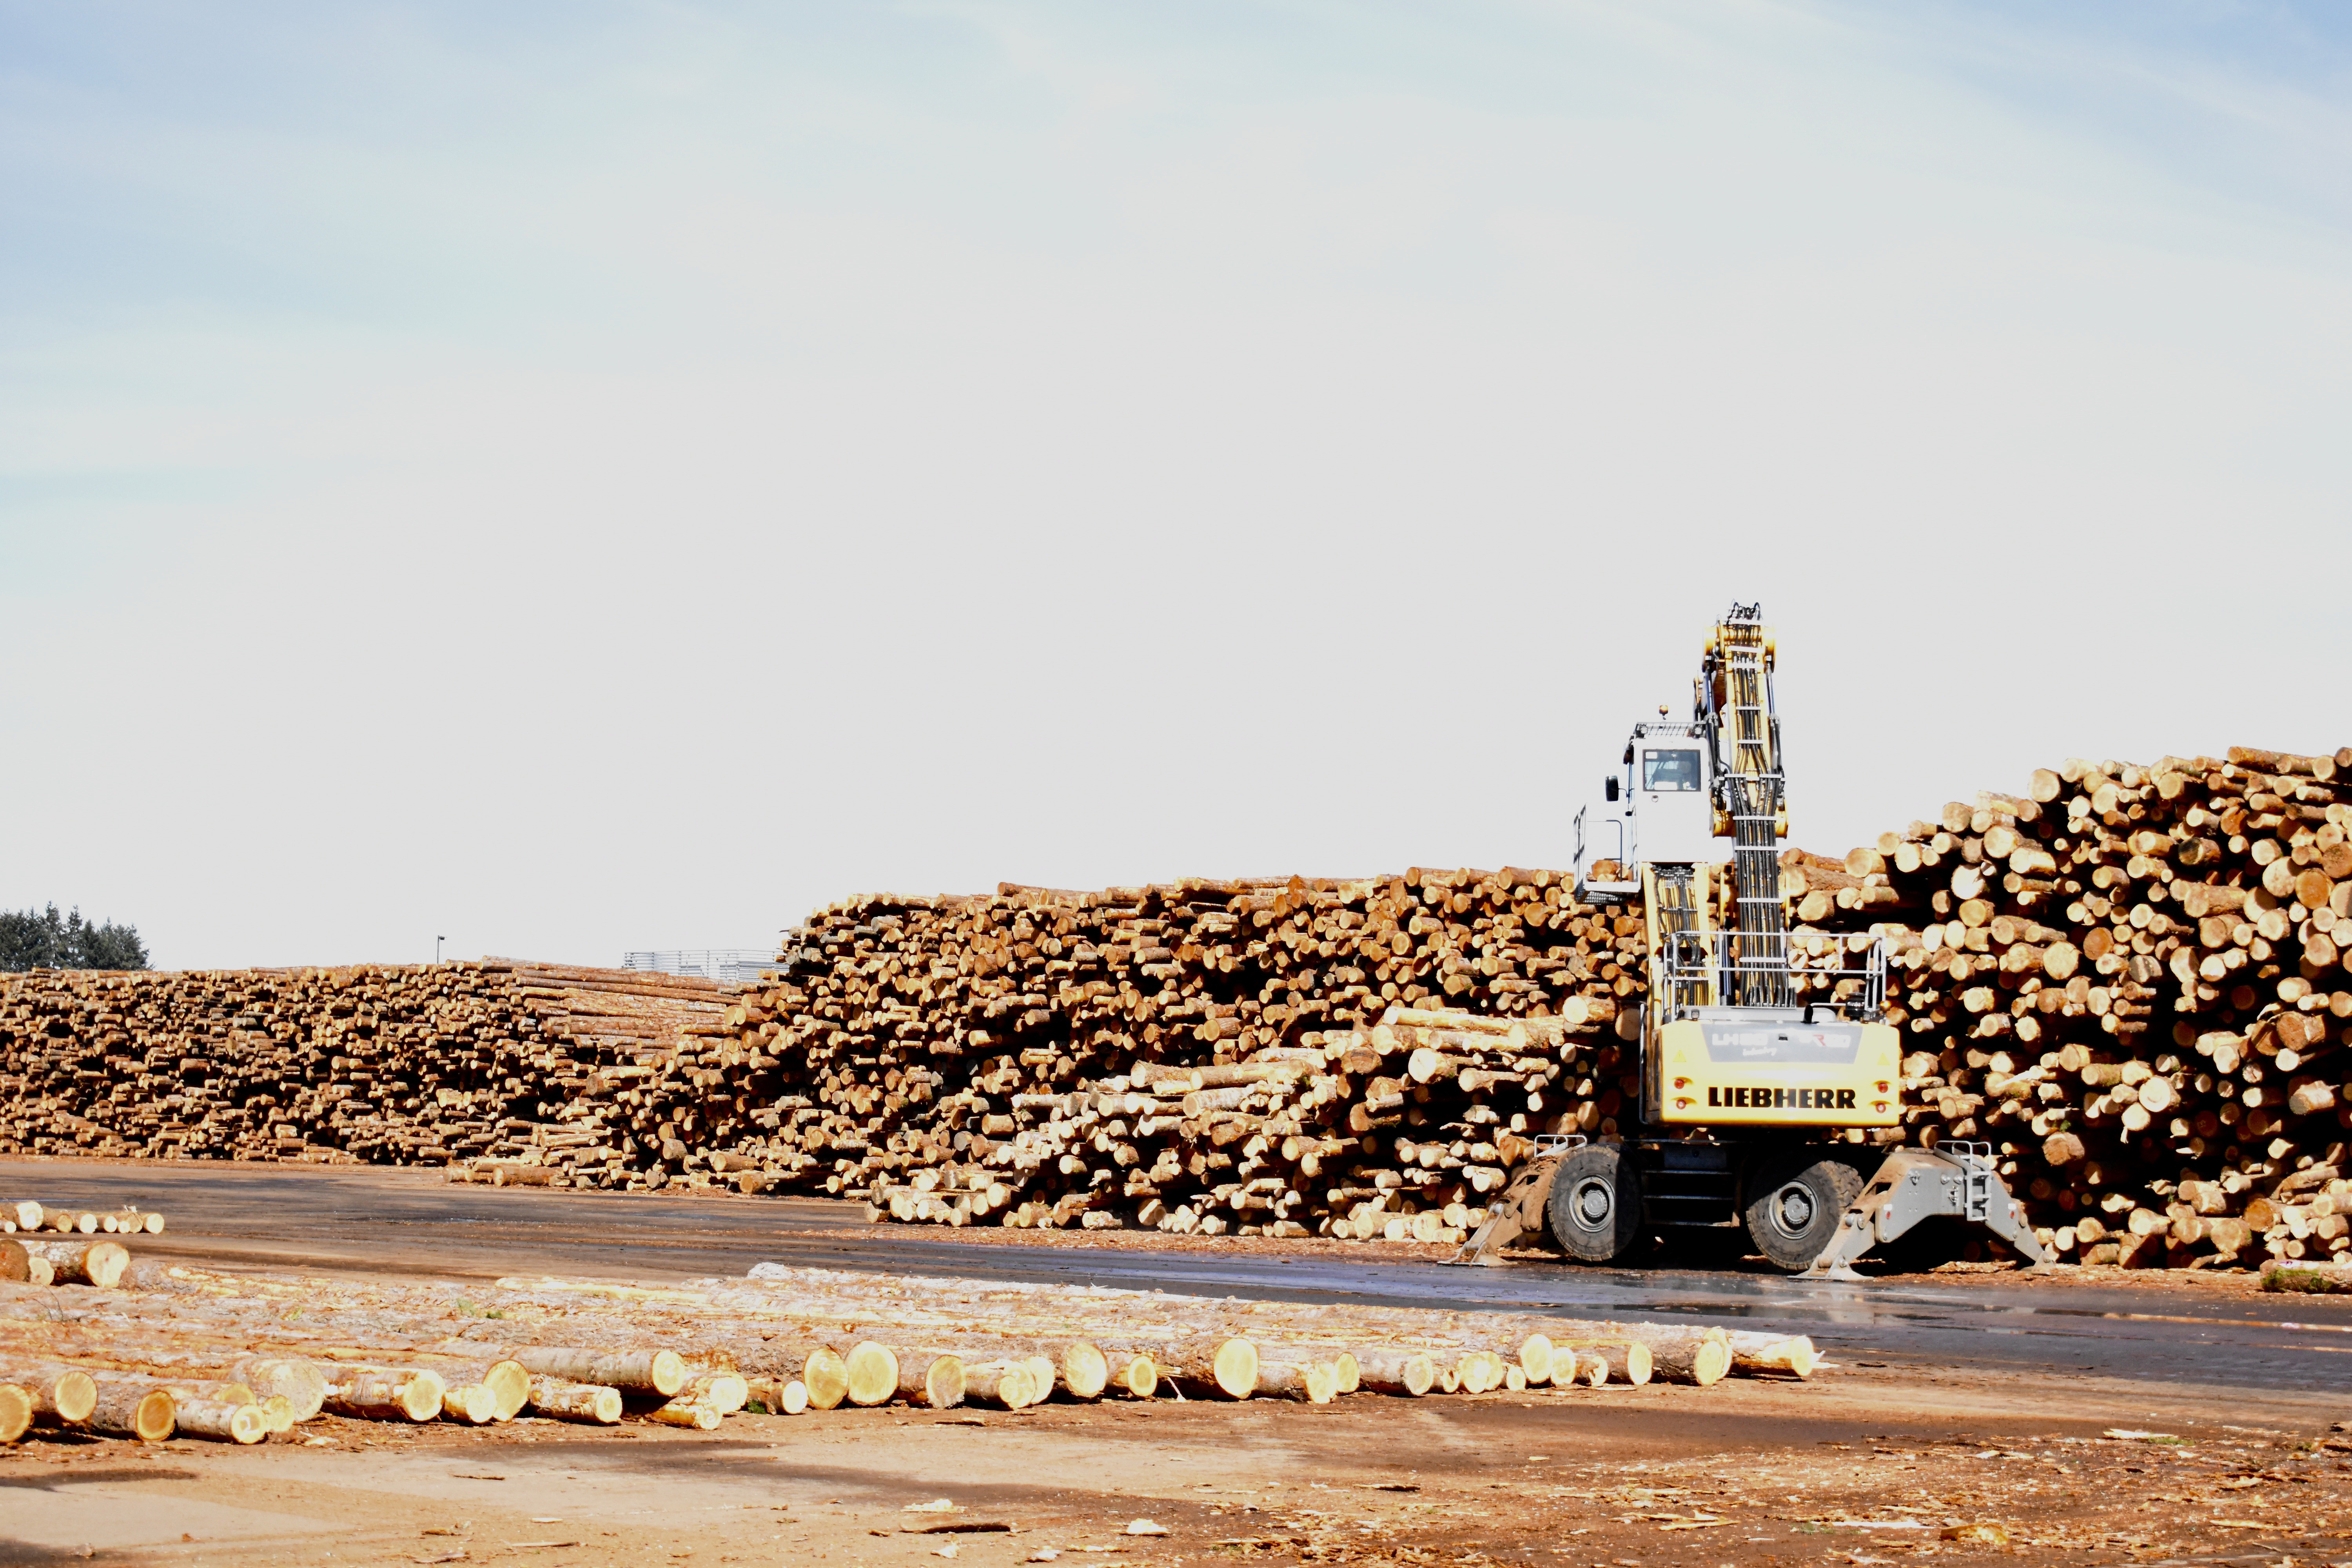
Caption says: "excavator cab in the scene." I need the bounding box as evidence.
[1574,723,1713,904]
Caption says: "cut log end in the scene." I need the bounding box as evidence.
[232,1357,327,1424]
[443,1383,500,1425]
[94,1386,176,1443]
[1111,1354,1158,1399]
[801,1348,850,1410]
[480,1359,530,1421]
[842,1341,900,1408]
[1211,1338,1259,1401]
[0,1383,30,1445]
[1059,1343,1110,1401]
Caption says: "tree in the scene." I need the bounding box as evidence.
[0,904,150,972]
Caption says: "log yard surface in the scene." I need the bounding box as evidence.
[1,1159,2349,1568]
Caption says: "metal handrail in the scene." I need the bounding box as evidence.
[1652,931,1887,1022]
[622,949,773,985]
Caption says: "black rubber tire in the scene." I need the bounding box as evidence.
[1546,1144,1645,1263]
[1742,1154,1866,1272]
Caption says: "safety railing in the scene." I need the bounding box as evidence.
[622,950,775,985]
[1653,930,1886,1021]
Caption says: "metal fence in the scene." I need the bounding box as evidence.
[622,950,775,985]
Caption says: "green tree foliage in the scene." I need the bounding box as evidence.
[0,904,150,972]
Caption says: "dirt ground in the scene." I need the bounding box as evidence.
[5,1362,2348,1568]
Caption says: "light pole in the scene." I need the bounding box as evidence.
[436,935,447,963]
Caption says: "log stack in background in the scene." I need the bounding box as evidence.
[0,962,738,1176]
[2,744,2349,1270]
[731,868,1655,1244]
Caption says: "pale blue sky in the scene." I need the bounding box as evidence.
[4,2,2348,969]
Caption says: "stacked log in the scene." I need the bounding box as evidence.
[710,868,1650,1241]
[0,961,740,1173]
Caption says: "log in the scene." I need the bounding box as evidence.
[173,1396,268,1444]
[680,1372,750,1415]
[323,1367,445,1423]
[1256,1361,1338,1403]
[442,1383,499,1424]
[0,809,2333,1287]
[742,1375,808,1415]
[840,1341,898,1407]
[1020,1340,1108,1401]
[526,1375,622,1424]
[0,1241,24,1283]
[1723,1332,1817,1378]
[23,1240,128,1288]
[0,1362,98,1425]
[1632,1329,1730,1386]
[1551,1338,1653,1385]
[1456,1351,1508,1393]
[437,1359,528,1421]
[1105,1352,1157,1400]
[961,1360,1038,1409]
[510,1346,685,1398]
[1102,1335,1256,1400]
[230,1357,327,1423]
[1352,1348,1432,1397]
[890,1352,964,1410]
[0,1383,25,1443]
[86,1379,174,1442]
[734,1343,842,1410]
[647,1399,721,1430]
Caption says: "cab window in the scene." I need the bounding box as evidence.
[1643,749,1701,791]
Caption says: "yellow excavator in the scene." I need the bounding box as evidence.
[1455,603,2049,1278]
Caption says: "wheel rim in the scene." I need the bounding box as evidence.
[1768,1181,1815,1238]
[1569,1176,1614,1232]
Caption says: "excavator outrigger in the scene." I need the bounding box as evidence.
[1454,604,2049,1278]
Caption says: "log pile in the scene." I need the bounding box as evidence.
[0,1254,1811,1445]
[0,961,739,1172]
[1786,746,2352,1269]
[2,743,2348,1270]
[713,869,1661,1241]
